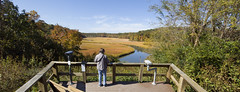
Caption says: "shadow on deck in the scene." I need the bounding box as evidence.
[59,81,174,92]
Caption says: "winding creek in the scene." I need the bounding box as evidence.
[119,48,150,63]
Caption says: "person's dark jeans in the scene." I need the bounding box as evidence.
[98,69,107,86]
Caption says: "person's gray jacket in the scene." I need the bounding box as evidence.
[94,53,109,70]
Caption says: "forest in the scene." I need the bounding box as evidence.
[1,0,240,91]
[0,0,84,91]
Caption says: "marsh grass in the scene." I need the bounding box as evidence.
[80,37,150,57]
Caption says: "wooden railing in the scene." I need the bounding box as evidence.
[16,61,206,92]
[167,64,206,92]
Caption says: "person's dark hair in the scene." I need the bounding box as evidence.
[99,48,105,53]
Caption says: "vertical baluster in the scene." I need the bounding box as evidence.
[166,66,172,83]
[52,64,59,82]
[112,64,116,84]
[38,75,47,92]
[82,63,87,83]
[138,64,144,83]
[178,76,187,92]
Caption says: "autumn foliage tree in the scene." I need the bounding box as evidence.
[50,25,83,52]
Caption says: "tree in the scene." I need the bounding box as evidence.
[50,25,83,51]
[212,0,240,38]
[26,10,40,22]
[151,0,240,47]
[0,0,68,61]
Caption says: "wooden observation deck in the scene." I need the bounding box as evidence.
[16,61,206,92]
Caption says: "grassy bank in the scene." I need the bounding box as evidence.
[79,37,149,57]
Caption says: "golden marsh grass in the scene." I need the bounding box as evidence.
[80,37,149,57]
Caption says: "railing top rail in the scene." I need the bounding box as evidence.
[170,64,207,92]
[54,61,172,66]
[16,61,55,92]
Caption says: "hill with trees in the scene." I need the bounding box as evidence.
[0,0,83,91]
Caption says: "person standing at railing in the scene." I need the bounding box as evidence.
[94,48,109,87]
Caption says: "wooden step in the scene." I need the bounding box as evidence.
[49,80,83,92]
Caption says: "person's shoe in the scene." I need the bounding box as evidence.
[98,85,102,87]
[103,85,106,87]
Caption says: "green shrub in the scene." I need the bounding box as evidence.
[152,35,240,91]
[0,57,39,92]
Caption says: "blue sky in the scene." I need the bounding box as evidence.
[12,0,161,33]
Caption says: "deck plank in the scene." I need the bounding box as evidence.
[86,81,174,92]
[59,81,174,92]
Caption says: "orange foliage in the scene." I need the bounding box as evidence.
[50,25,83,51]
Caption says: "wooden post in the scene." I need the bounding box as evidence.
[178,76,187,92]
[82,64,86,83]
[52,64,59,82]
[82,71,86,83]
[38,75,47,92]
[112,64,116,84]
[138,64,144,83]
[82,65,87,83]
[166,66,172,83]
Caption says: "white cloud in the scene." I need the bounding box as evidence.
[93,15,107,19]
[74,15,153,33]
[93,15,113,24]
[119,17,132,21]
[96,19,108,24]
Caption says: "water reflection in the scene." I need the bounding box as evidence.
[119,49,150,63]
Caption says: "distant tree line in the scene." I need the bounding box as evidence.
[83,29,156,41]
